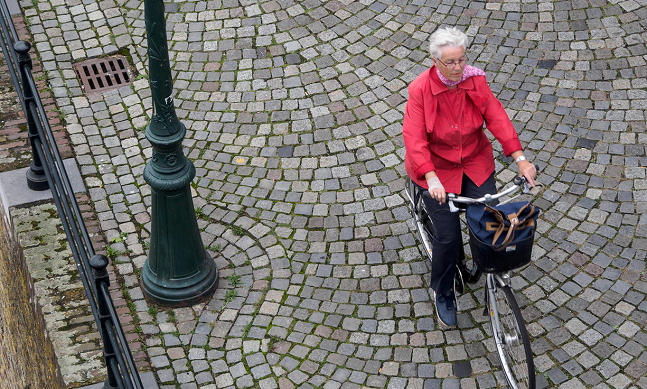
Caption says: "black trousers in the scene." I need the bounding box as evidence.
[419,173,498,295]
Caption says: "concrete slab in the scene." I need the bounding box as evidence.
[4,0,21,16]
[79,372,159,389]
[0,158,86,215]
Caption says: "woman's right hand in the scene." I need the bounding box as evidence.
[429,187,446,204]
[426,175,446,204]
[517,160,537,187]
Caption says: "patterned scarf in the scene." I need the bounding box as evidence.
[436,65,486,87]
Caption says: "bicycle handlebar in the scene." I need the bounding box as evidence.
[423,176,532,213]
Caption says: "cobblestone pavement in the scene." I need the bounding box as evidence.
[10,0,647,388]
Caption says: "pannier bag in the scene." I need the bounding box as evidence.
[466,201,540,273]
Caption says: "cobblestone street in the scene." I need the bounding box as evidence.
[3,0,647,388]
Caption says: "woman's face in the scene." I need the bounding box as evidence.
[433,46,466,82]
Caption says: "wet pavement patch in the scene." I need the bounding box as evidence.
[453,361,472,378]
[537,59,558,69]
[576,138,598,149]
[277,146,294,158]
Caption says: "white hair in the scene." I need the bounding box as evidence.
[428,27,468,59]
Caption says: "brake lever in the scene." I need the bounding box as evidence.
[447,193,460,213]
[522,182,532,194]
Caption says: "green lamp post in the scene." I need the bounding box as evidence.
[141,0,217,306]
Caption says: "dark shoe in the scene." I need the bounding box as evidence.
[434,290,457,327]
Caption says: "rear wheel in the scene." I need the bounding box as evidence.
[406,178,435,265]
[454,263,465,295]
[418,211,434,264]
[489,277,535,389]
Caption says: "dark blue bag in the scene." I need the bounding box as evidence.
[466,201,540,272]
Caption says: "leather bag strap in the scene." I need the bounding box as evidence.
[486,204,536,246]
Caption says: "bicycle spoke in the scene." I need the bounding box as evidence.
[499,305,529,388]
[489,279,535,389]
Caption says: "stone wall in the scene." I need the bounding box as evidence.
[0,197,64,389]
[12,199,108,385]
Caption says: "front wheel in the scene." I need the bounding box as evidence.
[488,277,535,389]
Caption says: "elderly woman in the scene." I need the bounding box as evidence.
[403,27,536,327]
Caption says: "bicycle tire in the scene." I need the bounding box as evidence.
[488,278,535,389]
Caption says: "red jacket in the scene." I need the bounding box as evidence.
[403,67,522,193]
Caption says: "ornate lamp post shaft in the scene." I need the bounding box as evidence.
[141,0,217,306]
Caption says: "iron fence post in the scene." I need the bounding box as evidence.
[14,40,48,191]
[90,254,118,389]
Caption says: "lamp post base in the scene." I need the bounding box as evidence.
[142,251,218,307]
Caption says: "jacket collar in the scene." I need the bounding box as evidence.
[429,65,476,95]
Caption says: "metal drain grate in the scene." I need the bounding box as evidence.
[74,56,133,94]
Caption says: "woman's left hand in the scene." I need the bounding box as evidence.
[517,160,537,187]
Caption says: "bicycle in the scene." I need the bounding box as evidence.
[405,176,536,389]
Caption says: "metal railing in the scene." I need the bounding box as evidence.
[0,1,143,388]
